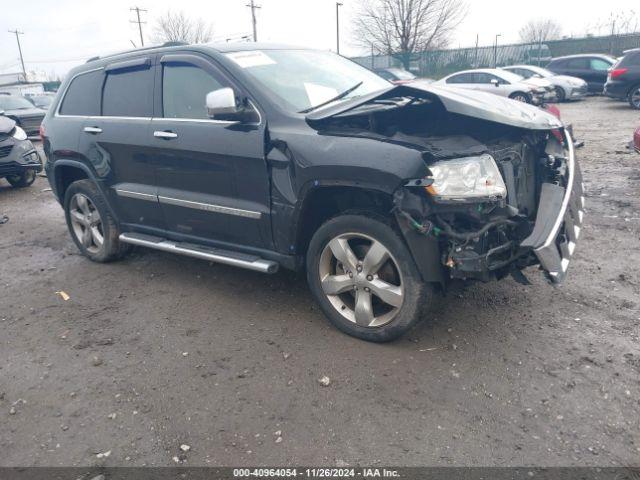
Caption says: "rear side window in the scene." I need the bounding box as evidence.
[447,73,472,84]
[102,66,153,117]
[566,58,589,69]
[162,63,226,119]
[59,70,103,116]
[621,53,640,66]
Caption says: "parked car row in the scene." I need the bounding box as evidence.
[0,111,43,188]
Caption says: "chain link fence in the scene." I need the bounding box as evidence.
[351,32,640,79]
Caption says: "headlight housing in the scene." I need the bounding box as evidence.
[426,154,507,201]
[12,126,27,141]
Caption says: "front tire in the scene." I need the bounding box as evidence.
[63,179,130,262]
[306,214,431,342]
[509,92,531,103]
[629,85,640,110]
[6,169,37,188]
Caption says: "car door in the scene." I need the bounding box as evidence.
[78,56,164,231]
[150,53,271,249]
[562,58,590,86]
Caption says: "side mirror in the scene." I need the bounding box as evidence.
[490,78,500,87]
[206,88,238,118]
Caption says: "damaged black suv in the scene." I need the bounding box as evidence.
[42,43,584,342]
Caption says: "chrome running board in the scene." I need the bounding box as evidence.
[119,233,279,274]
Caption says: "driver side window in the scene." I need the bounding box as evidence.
[162,63,226,119]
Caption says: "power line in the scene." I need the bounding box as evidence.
[8,29,26,77]
[130,6,147,47]
[246,0,261,42]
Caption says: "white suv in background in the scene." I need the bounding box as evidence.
[502,65,588,102]
[437,68,551,104]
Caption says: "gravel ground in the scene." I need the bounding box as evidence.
[0,96,639,467]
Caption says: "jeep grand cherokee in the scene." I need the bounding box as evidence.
[42,43,584,342]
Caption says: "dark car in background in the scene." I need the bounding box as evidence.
[0,113,42,188]
[547,54,617,93]
[604,48,640,109]
[0,94,47,137]
[374,67,417,84]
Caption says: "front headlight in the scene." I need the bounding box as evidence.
[12,126,27,141]
[427,154,507,201]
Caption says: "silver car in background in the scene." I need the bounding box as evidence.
[503,65,588,102]
[436,68,551,105]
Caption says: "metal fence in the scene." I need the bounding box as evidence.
[351,32,640,79]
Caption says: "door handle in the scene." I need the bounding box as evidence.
[83,126,102,134]
[154,130,178,140]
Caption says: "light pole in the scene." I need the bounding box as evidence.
[336,2,343,55]
[493,34,501,68]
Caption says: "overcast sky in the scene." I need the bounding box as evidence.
[0,0,636,78]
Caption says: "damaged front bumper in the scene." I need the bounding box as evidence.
[520,130,584,284]
[395,129,583,286]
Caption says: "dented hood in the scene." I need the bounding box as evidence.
[0,115,16,134]
[306,82,563,130]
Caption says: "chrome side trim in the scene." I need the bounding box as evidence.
[158,195,261,219]
[115,189,158,202]
[119,233,278,274]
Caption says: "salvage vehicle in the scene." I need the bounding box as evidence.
[502,65,588,102]
[604,48,640,109]
[0,111,42,188]
[0,94,47,137]
[42,43,584,342]
[546,54,616,94]
[436,69,550,104]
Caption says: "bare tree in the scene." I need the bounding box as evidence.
[353,0,467,69]
[153,11,214,45]
[519,19,562,44]
[596,10,639,36]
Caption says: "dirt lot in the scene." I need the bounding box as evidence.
[0,96,639,467]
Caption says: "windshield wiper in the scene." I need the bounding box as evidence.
[299,81,363,114]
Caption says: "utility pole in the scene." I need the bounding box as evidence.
[336,2,343,54]
[130,6,147,46]
[246,0,261,42]
[474,33,479,67]
[493,34,501,68]
[8,29,26,78]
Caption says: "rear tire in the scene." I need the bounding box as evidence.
[306,214,431,342]
[555,86,566,102]
[63,179,130,262]
[6,169,37,188]
[628,85,640,110]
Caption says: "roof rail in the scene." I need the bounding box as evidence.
[86,41,190,63]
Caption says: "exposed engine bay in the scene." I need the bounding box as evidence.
[309,89,582,285]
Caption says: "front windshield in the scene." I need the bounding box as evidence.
[527,66,553,78]
[498,70,526,83]
[0,96,35,110]
[225,49,390,113]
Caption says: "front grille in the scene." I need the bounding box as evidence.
[0,145,12,158]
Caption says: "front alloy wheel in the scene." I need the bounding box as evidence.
[307,214,431,342]
[69,193,104,254]
[319,233,404,328]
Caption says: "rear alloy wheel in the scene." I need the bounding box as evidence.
[629,86,640,110]
[509,92,530,103]
[6,169,37,188]
[64,179,130,262]
[307,214,431,342]
[555,86,566,102]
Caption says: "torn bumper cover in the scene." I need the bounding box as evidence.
[520,130,584,284]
